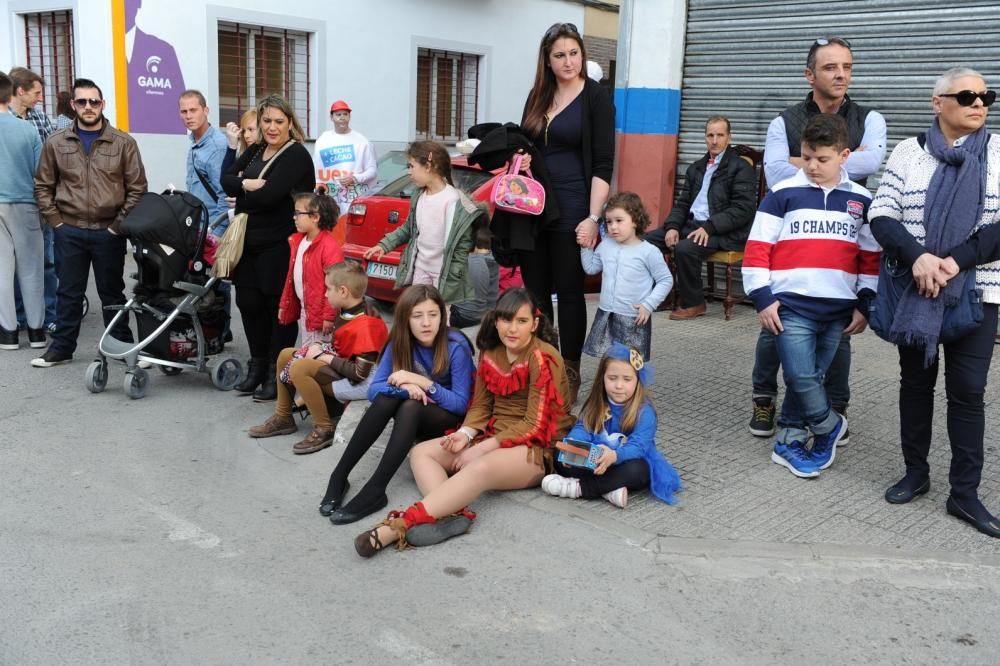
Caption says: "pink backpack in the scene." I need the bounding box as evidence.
[491,153,546,216]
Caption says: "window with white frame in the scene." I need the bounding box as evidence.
[22,10,75,118]
[217,21,312,135]
[415,48,479,142]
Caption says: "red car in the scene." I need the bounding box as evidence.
[341,155,599,303]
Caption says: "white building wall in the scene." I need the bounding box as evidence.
[2,0,583,190]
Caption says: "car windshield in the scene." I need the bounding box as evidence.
[372,150,409,193]
[379,166,492,199]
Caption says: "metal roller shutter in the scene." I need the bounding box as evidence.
[676,0,1000,298]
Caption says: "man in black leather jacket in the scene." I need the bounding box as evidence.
[645,116,756,319]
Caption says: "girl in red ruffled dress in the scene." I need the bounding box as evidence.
[354,288,575,557]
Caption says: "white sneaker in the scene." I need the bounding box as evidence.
[541,474,581,499]
[603,487,628,509]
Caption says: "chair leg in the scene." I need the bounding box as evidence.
[723,262,735,320]
[706,261,716,303]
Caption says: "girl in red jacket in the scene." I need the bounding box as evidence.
[278,193,345,344]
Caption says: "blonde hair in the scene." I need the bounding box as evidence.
[578,353,650,435]
[238,108,258,153]
[324,261,368,298]
[255,94,305,143]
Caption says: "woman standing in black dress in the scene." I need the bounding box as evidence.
[520,22,615,403]
[222,94,315,401]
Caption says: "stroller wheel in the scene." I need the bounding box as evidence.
[124,368,149,399]
[159,365,183,376]
[81,295,89,317]
[210,354,244,391]
[84,360,108,393]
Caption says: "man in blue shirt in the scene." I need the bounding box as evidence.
[179,90,228,220]
[8,67,58,332]
[179,89,231,339]
[0,71,45,350]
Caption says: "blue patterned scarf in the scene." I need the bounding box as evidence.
[889,118,988,365]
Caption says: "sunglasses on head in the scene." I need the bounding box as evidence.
[813,37,852,49]
[939,90,997,107]
[73,98,102,108]
[544,22,579,40]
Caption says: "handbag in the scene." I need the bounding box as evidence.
[212,141,296,278]
[869,254,984,346]
[491,153,545,216]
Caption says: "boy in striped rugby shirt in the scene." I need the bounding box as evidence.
[743,114,881,478]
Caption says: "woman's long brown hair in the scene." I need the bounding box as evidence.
[387,284,451,377]
[578,355,649,435]
[521,23,588,138]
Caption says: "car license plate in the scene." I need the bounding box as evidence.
[366,261,397,280]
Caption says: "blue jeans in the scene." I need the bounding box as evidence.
[774,307,846,444]
[752,327,851,408]
[14,221,59,327]
[50,224,132,356]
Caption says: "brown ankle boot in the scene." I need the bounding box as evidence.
[564,359,581,406]
[292,419,338,454]
[248,414,297,438]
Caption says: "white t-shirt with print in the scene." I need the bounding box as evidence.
[312,129,378,211]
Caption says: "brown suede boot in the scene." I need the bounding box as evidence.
[248,414,297,438]
[564,359,581,406]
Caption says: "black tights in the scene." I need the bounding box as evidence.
[322,395,462,506]
[554,459,650,498]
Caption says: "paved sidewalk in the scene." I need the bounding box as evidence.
[570,297,1000,556]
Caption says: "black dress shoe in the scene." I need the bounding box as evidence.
[946,496,1000,539]
[884,476,930,504]
[319,481,350,517]
[329,493,388,526]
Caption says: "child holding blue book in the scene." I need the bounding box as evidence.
[543,343,682,508]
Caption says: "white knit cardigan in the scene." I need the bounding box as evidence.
[870,136,1000,304]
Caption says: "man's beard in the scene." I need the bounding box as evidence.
[78,114,104,131]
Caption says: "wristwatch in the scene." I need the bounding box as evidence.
[588,213,601,223]
[427,382,438,396]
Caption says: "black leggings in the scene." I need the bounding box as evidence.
[235,285,297,363]
[518,230,587,362]
[322,394,462,505]
[554,458,650,498]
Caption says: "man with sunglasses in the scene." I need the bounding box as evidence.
[749,37,886,440]
[31,78,148,368]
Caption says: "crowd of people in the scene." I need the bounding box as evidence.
[3,22,1000,555]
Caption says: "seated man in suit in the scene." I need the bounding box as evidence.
[645,116,757,319]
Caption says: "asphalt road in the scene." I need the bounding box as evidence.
[2,282,999,664]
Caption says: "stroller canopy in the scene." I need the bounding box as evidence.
[121,190,208,260]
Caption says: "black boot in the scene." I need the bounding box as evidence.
[235,357,266,395]
[253,363,278,402]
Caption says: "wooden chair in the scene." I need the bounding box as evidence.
[701,144,765,320]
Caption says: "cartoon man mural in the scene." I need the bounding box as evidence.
[125,0,186,134]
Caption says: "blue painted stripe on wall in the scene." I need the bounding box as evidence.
[614,87,681,135]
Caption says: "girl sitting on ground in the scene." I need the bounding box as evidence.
[320,284,476,525]
[542,343,682,508]
[352,288,576,557]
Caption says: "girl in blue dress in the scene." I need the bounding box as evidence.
[542,343,681,508]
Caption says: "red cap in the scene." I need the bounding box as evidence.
[329,100,352,113]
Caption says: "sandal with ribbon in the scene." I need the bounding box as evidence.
[354,511,409,558]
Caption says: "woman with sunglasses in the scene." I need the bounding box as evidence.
[869,67,1000,538]
[518,22,615,404]
[221,94,315,401]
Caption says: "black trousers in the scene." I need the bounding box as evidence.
[554,458,650,498]
[518,230,586,362]
[897,304,998,501]
[645,222,740,308]
[323,394,462,504]
[234,285,296,363]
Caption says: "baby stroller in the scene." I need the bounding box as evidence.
[84,189,244,399]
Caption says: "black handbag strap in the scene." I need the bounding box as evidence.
[195,167,217,201]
